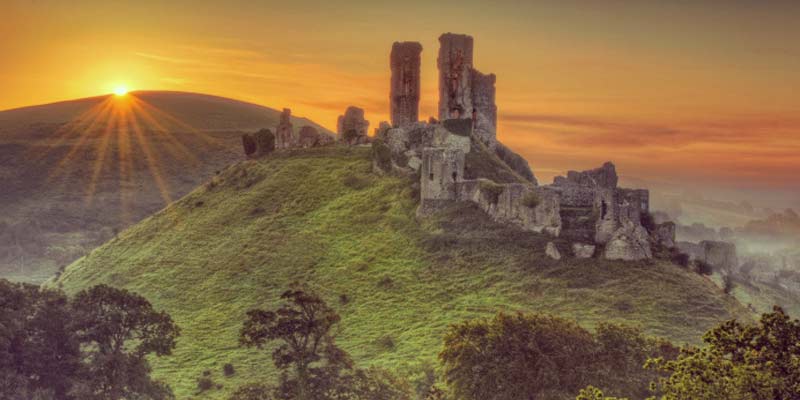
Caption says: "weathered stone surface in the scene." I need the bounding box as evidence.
[555,162,618,189]
[471,69,497,144]
[275,108,294,149]
[546,242,561,260]
[572,243,596,258]
[442,118,473,137]
[604,223,652,261]
[337,106,370,145]
[297,126,333,148]
[438,33,474,120]
[653,222,676,248]
[390,42,422,127]
[456,182,561,236]
[420,147,465,202]
[375,121,392,139]
[493,143,538,184]
[677,241,704,260]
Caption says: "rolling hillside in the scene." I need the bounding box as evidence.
[54,146,751,399]
[0,91,330,282]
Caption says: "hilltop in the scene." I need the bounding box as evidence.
[0,91,330,282]
[54,146,750,399]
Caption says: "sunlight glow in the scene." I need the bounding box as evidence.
[113,86,128,96]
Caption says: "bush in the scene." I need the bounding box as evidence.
[197,376,215,393]
[522,192,541,208]
[670,251,690,268]
[377,276,394,289]
[640,212,656,232]
[479,180,505,204]
[696,260,714,275]
[371,138,393,172]
[223,363,235,377]
[376,335,395,351]
[343,174,371,190]
[723,274,735,294]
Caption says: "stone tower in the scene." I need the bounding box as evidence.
[437,33,474,121]
[390,41,422,127]
[471,69,497,144]
[275,108,293,149]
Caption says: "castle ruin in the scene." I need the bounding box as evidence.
[374,33,675,261]
[241,32,676,261]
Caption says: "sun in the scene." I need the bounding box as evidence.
[113,86,129,96]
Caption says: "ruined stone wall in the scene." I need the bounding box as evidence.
[420,147,465,202]
[390,42,422,127]
[337,106,370,144]
[438,33,474,121]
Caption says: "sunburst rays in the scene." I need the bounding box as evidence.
[40,92,223,219]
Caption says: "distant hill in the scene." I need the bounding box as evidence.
[0,91,331,283]
[53,147,750,399]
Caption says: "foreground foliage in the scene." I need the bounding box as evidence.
[236,287,412,400]
[0,280,178,399]
[54,147,750,398]
[439,312,676,400]
[647,306,800,400]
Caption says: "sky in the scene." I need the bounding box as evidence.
[2,0,799,205]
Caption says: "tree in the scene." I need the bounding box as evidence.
[575,386,627,400]
[0,280,79,400]
[647,306,800,399]
[70,284,179,400]
[592,323,676,399]
[240,289,350,400]
[439,312,596,400]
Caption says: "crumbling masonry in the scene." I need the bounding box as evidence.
[374,33,675,261]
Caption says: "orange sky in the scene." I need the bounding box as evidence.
[2,1,799,198]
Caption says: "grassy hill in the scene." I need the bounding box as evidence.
[0,91,330,283]
[54,146,751,399]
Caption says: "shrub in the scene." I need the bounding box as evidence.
[723,274,735,294]
[479,180,505,204]
[377,276,394,289]
[371,138,393,172]
[197,376,215,393]
[339,293,350,305]
[670,251,690,268]
[522,192,540,208]
[376,335,395,351]
[696,260,713,275]
[223,363,235,377]
[343,174,371,190]
[640,212,656,232]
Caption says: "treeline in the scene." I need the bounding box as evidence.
[228,287,800,400]
[0,280,179,400]
[3,281,799,400]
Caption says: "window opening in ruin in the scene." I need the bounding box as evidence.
[429,173,434,181]
[452,172,457,181]
[601,200,608,219]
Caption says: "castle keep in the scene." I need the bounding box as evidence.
[241,32,676,261]
[374,33,675,261]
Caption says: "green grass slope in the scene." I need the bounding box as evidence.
[54,147,751,399]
